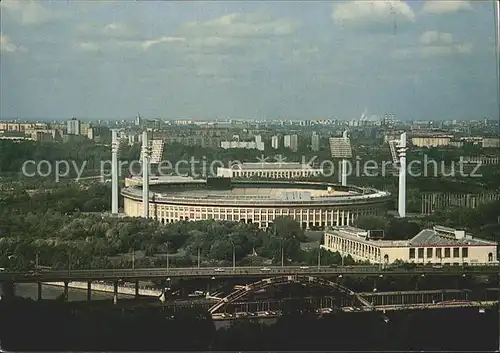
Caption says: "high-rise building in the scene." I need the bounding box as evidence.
[271,135,279,149]
[284,135,291,148]
[290,134,298,152]
[88,126,111,142]
[67,118,80,135]
[284,135,298,151]
[80,123,90,137]
[311,132,319,152]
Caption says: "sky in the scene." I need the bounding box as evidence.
[0,0,498,121]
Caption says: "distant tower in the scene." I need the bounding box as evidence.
[135,113,142,126]
[67,117,80,135]
[290,134,298,152]
[284,135,291,148]
[111,130,120,214]
[141,131,151,218]
[311,132,320,152]
[271,135,279,149]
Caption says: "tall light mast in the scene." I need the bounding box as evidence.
[397,132,407,218]
[494,1,500,352]
[111,129,120,215]
[496,0,500,137]
[341,130,350,186]
[388,132,407,218]
[141,131,151,218]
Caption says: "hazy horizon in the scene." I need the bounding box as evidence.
[1,1,498,121]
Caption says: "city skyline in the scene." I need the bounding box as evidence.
[1,0,498,121]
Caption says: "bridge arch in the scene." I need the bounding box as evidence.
[208,275,373,314]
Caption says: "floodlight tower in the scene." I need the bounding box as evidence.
[341,130,349,186]
[492,2,500,352]
[329,131,352,186]
[141,131,151,218]
[496,0,500,138]
[111,129,120,215]
[397,132,407,218]
[388,132,407,218]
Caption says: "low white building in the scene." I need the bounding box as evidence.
[322,225,497,265]
[217,162,324,179]
[482,137,500,148]
[220,140,264,151]
[220,135,264,151]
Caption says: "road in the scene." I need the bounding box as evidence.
[0,264,497,283]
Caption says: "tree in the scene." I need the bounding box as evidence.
[272,216,306,241]
[385,218,421,240]
[354,216,387,230]
[303,248,343,266]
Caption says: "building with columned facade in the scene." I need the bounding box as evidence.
[217,162,324,179]
[322,225,497,265]
[122,178,391,230]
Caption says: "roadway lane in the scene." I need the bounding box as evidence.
[0,265,498,283]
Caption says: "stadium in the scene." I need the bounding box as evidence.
[121,176,391,230]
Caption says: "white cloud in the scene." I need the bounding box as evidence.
[420,43,472,57]
[419,30,453,45]
[422,0,473,15]
[141,36,185,51]
[393,30,472,59]
[76,41,101,53]
[0,0,56,25]
[102,23,135,38]
[289,46,320,64]
[332,1,415,30]
[148,12,300,55]
[74,13,298,55]
[77,22,142,41]
[185,36,247,52]
[0,33,26,53]
[77,22,187,52]
[182,12,299,38]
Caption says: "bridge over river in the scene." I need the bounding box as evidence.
[1,264,498,283]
